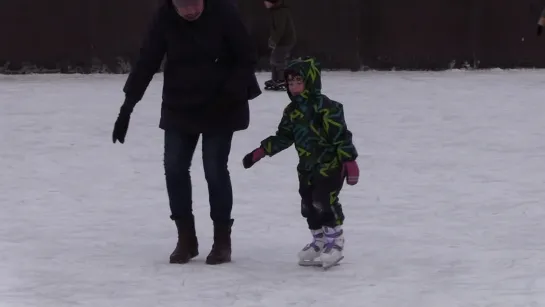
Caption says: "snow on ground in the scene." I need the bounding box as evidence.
[2,70,545,307]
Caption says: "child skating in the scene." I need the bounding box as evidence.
[242,56,360,269]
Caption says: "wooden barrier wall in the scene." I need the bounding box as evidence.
[1,0,545,73]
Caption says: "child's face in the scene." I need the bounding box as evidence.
[287,75,305,96]
[264,1,273,9]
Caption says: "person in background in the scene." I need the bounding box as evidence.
[263,0,297,91]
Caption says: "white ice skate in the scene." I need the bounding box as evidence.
[320,226,345,270]
[298,229,326,267]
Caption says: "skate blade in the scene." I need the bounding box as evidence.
[264,87,286,91]
[298,258,342,269]
[298,260,322,267]
[322,256,344,270]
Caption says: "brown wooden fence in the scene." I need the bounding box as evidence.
[1,0,545,73]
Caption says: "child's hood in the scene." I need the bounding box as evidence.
[285,56,322,103]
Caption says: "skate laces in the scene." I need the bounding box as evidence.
[306,230,325,250]
[323,227,343,253]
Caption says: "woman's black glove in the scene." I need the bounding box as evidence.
[112,99,136,144]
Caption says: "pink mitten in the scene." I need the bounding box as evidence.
[243,147,266,169]
[343,160,359,185]
[252,147,265,161]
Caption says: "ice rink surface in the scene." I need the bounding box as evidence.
[2,70,545,306]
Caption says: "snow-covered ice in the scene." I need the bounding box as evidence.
[2,70,545,307]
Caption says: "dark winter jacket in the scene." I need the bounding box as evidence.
[123,0,261,134]
[268,2,296,47]
[260,57,358,175]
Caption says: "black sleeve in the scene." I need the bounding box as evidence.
[220,4,258,100]
[122,7,168,104]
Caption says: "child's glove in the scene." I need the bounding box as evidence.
[343,160,359,185]
[242,147,266,169]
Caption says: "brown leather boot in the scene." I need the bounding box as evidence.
[169,219,199,264]
[205,219,234,265]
